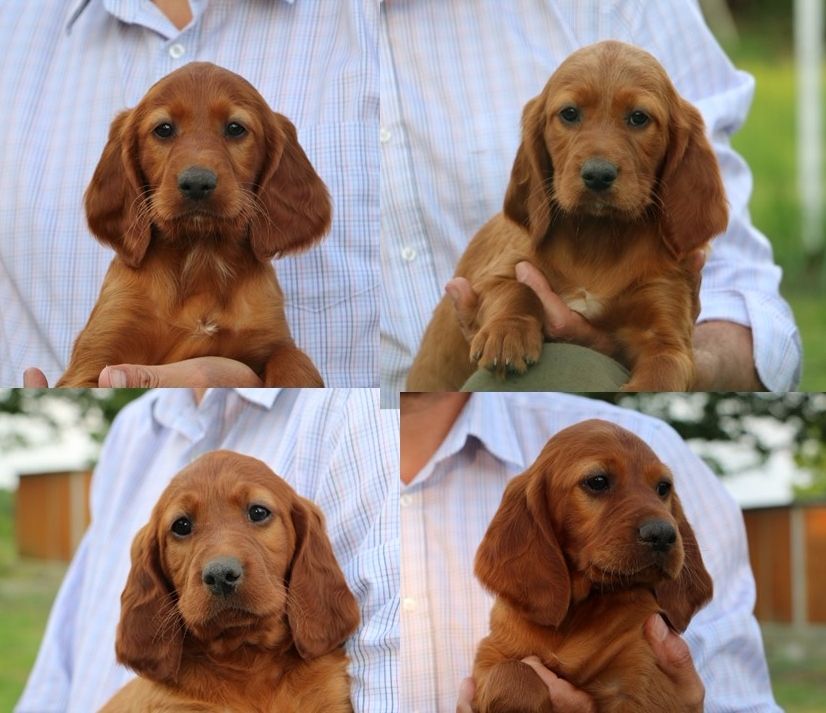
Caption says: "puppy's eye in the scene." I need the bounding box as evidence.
[171,517,192,536]
[225,122,247,137]
[559,106,580,124]
[153,122,175,139]
[248,504,271,522]
[627,111,649,128]
[583,474,610,493]
[656,481,672,497]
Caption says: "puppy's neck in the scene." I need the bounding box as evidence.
[145,229,263,301]
[546,209,657,261]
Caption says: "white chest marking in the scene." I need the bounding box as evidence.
[564,289,605,320]
[195,319,220,336]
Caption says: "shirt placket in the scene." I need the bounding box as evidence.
[400,484,438,713]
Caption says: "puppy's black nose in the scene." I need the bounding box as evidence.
[202,556,243,597]
[638,519,677,553]
[178,166,217,201]
[581,158,617,192]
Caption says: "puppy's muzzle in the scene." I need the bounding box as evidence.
[202,556,243,597]
[637,519,677,553]
[178,166,218,201]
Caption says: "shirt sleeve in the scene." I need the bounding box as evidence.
[651,420,782,712]
[625,0,802,390]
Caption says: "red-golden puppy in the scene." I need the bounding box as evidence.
[58,62,330,387]
[408,41,728,391]
[100,451,359,713]
[472,420,713,713]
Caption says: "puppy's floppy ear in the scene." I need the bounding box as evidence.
[654,494,713,632]
[115,523,183,685]
[658,98,728,258]
[287,498,360,659]
[251,112,332,261]
[84,109,151,268]
[503,94,554,243]
[474,470,571,627]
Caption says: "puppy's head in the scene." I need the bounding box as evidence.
[115,450,359,685]
[85,62,331,267]
[504,40,727,257]
[475,419,712,631]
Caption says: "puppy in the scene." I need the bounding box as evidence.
[100,451,359,713]
[472,420,713,713]
[58,62,330,387]
[408,41,728,391]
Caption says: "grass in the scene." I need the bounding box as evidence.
[762,622,826,712]
[0,489,67,710]
[724,48,826,390]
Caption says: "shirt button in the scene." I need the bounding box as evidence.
[400,494,413,507]
[380,127,391,143]
[402,597,417,612]
[169,43,186,59]
[401,246,417,262]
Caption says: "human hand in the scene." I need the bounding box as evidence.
[23,367,49,387]
[446,251,706,365]
[644,614,705,711]
[97,357,263,387]
[455,663,596,713]
[455,677,476,713]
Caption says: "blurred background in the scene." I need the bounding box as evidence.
[0,389,146,711]
[1,390,825,710]
[702,0,825,390]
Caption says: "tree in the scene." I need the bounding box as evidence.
[0,389,147,450]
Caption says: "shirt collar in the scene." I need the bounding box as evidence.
[463,393,526,470]
[149,388,281,433]
[65,0,293,34]
[413,393,526,487]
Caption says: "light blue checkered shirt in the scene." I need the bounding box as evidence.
[380,0,802,406]
[16,388,399,713]
[0,0,378,387]
[401,393,781,713]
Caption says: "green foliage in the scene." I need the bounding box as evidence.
[724,53,826,390]
[582,393,826,500]
[0,389,147,451]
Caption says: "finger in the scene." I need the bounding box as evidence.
[515,262,616,355]
[644,615,704,706]
[99,365,158,388]
[455,677,476,713]
[446,277,480,341]
[514,262,571,333]
[23,368,49,388]
[520,657,596,713]
[689,249,707,274]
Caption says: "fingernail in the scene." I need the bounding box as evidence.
[445,283,460,303]
[515,263,528,282]
[652,614,668,641]
[108,367,128,388]
[458,678,474,698]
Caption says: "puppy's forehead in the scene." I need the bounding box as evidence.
[541,419,665,472]
[141,61,268,112]
[548,40,671,100]
[164,451,292,503]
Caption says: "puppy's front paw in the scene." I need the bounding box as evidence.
[470,317,543,377]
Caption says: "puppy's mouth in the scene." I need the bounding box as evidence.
[588,553,681,588]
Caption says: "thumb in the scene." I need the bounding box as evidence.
[445,277,480,340]
[23,368,49,388]
[644,614,704,706]
[99,365,159,388]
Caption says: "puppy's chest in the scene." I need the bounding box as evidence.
[538,239,656,323]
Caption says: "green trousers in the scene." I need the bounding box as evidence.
[461,343,629,392]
